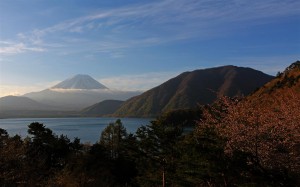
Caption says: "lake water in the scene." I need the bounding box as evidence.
[0,117,152,143]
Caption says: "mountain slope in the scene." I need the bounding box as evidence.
[81,100,124,116]
[114,65,274,117]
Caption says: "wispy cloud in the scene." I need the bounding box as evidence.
[5,0,300,56]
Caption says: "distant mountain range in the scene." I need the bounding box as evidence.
[0,74,141,117]
[0,96,54,111]
[113,65,274,117]
[0,96,76,118]
[0,64,281,118]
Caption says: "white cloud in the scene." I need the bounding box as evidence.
[0,43,25,54]
[0,42,45,55]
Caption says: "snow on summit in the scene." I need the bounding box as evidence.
[52,74,108,90]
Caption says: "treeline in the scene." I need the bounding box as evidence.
[1,95,299,186]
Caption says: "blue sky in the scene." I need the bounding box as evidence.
[0,0,299,96]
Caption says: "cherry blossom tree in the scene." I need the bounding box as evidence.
[197,89,300,182]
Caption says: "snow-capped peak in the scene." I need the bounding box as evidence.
[51,74,108,90]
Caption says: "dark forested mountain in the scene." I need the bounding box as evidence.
[81,100,124,116]
[114,65,274,117]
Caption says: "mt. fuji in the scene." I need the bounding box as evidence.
[23,75,141,110]
[52,74,108,90]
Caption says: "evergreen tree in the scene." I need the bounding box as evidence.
[99,119,128,159]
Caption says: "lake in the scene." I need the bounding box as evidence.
[0,117,152,143]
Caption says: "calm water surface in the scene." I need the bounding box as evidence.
[0,117,152,143]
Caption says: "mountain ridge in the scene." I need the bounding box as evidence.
[113,65,274,117]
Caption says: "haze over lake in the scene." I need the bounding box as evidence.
[0,117,152,143]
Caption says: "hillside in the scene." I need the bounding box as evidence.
[114,65,274,117]
[246,60,300,103]
[81,100,124,116]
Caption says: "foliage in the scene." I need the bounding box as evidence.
[0,131,27,186]
[134,120,183,186]
[156,108,202,127]
[99,119,128,159]
[197,91,300,185]
[0,122,83,186]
